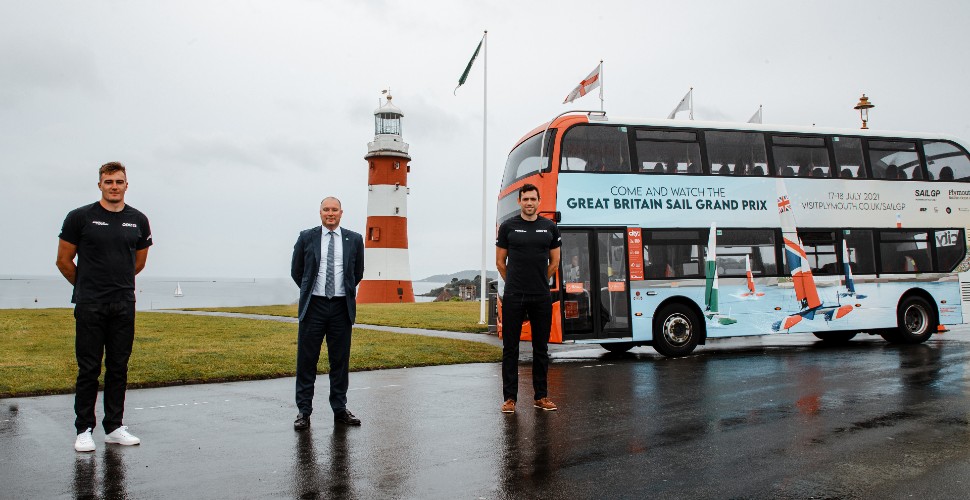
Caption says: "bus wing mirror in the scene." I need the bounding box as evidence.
[539,211,562,223]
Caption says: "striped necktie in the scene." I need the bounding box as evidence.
[325,231,335,298]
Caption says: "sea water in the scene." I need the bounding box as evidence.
[0,276,444,310]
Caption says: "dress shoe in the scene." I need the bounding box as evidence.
[294,413,310,430]
[334,410,361,426]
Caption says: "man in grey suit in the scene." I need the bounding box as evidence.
[290,196,365,429]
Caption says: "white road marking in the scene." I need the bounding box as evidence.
[349,384,402,392]
[133,401,212,411]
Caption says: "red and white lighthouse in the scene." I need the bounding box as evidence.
[357,92,415,303]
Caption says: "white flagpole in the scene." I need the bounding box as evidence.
[600,59,603,111]
[479,30,488,325]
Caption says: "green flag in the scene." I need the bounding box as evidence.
[455,37,483,94]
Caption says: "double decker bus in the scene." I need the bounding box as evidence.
[496,111,970,357]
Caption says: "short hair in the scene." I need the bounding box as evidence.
[99,162,126,179]
[518,183,540,200]
[320,196,342,208]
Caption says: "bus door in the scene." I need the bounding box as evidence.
[560,229,632,340]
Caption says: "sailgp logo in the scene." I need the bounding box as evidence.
[92,221,108,226]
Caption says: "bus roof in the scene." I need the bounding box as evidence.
[511,111,968,151]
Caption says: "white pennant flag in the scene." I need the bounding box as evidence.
[667,88,692,119]
[563,63,602,104]
[748,105,763,124]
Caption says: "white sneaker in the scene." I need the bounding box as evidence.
[104,426,140,446]
[75,428,96,452]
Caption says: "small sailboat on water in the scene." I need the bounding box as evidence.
[839,240,867,299]
[705,223,737,326]
[174,282,184,297]
[740,255,765,298]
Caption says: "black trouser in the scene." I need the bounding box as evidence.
[501,293,552,402]
[296,295,352,416]
[74,301,136,434]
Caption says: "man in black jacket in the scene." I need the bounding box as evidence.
[291,197,365,429]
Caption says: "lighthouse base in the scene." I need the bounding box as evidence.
[357,280,415,303]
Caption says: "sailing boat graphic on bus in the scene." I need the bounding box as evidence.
[772,180,854,331]
[839,240,867,300]
[739,255,765,298]
[705,223,738,326]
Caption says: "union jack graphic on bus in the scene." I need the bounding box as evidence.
[777,194,792,213]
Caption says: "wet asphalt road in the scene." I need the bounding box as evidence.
[3,328,970,499]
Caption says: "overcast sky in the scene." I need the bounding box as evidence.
[3,0,969,280]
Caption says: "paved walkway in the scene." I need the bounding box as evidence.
[156,309,590,356]
[156,309,503,345]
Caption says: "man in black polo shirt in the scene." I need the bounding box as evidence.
[56,162,152,452]
[496,183,561,413]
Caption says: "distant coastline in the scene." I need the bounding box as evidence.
[417,269,498,283]
[0,275,448,309]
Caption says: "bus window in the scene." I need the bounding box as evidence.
[842,229,876,275]
[935,229,966,271]
[832,137,867,179]
[502,130,556,189]
[496,192,522,224]
[705,131,768,176]
[598,231,630,331]
[642,229,705,278]
[635,129,702,175]
[924,141,970,181]
[797,231,837,274]
[772,135,831,178]
[561,232,594,334]
[715,229,777,276]
[879,230,931,273]
[868,140,923,180]
[560,125,631,173]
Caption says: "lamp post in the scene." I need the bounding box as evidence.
[854,94,874,129]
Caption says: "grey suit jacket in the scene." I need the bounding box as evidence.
[291,226,365,323]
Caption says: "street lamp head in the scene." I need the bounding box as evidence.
[854,93,875,129]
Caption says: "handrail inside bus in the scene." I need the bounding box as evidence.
[536,110,608,177]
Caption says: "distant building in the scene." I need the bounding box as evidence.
[457,284,477,301]
[434,289,454,302]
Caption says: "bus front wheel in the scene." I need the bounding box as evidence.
[885,296,937,344]
[652,303,700,358]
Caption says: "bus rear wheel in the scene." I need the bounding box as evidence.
[883,296,937,345]
[652,303,700,358]
[813,331,857,343]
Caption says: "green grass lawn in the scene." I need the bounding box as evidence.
[188,301,489,333]
[0,308,500,398]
